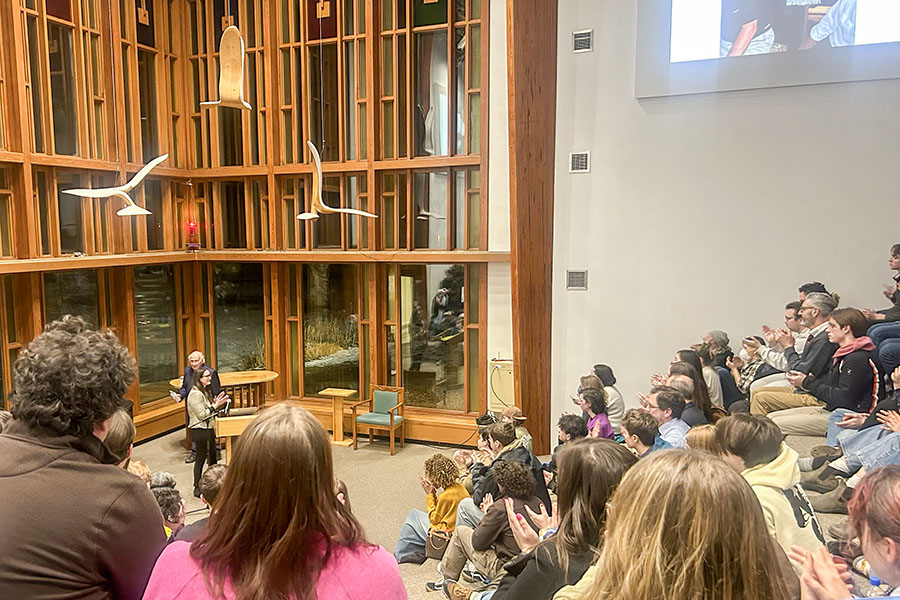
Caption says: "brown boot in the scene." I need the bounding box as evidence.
[443,580,473,600]
[810,480,851,515]
[811,445,843,459]
[827,519,853,541]
[800,463,839,494]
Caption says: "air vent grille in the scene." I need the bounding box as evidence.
[566,269,588,291]
[573,30,593,53]
[569,152,590,173]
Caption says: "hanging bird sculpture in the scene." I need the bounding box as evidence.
[298,141,378,220]
[62,154,169,216]
[201,25,252,110]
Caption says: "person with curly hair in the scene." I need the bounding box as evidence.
[434,460,543,591]
[0,315,166,600]
[150,472,186,542]
[395,453,470,563]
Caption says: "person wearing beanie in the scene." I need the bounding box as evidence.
[705,330,734,368]
[501,406,532,452]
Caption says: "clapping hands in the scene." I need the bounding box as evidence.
[788,546,853,600]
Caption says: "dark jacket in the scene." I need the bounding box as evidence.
[173,516,209,543]
[785,327,838,379]
[801,347,880,412]
[178,364,222,399]
[492,542,594,600]
[0,420,166,600]
[876,274,900,322]
[471,444,552,515]
[860,390,900,430]
[681,402,708,427]
[471,495,542,562]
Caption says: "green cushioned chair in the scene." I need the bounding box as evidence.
[350,384,405,455]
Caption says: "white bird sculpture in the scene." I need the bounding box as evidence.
[416,210,446,221]
[201,25,252,110]
[62,154,168,216]
[298,141,378,220]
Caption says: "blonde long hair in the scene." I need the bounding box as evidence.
[585,450,791,600]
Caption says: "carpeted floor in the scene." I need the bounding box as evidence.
[134,430,851,600]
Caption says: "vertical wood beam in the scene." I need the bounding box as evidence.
[506,0,557,455]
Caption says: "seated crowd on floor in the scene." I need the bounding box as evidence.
[4,245,900,599]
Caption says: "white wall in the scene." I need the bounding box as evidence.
[487,0,514,388]
[551,0,900,436]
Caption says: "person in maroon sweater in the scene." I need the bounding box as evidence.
[0,316,166,600]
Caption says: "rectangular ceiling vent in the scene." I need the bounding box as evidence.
[569,151,590,173]
[566,269,588,291]
[573,30,594,53]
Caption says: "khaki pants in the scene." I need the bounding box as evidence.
[750,387,822,415]
[768,406,831,436]
[439,525,504,583]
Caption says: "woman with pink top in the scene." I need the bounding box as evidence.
[142,402,407,600]
[575,388,613,439]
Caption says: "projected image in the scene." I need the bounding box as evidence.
[670,0,900,63]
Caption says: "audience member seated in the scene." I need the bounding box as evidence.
[395,453,470,564]
[457,422,551,530]
[451,438,638,600]
[501,406,533,451]
[142,402,406,600]
[692,340,745,409]
[575,388,613,439]
[800,408,900,515]
[752,307,879,436]
[175,464,227,543]
[0,315,165,599]
[704,329,734,369]
[803,367,900,466]
[752,292,840,412]
[716,414,825,574]
[454,427,496,495]
[151,472,186,542]
[554,451,798,600]
[790,465,900,598]
[103,407,136,468]
[798,281,831,301]
[862,246,900,385]
[546,414,588,492]
[620,409,672,457]
[128,459,153,486]
[591,364,625,431]
[436,461,542,590]
[667,366,710,426]
[747,301,810,392]
[685,424,721,454]
[639,386,689,449]
[681,345,724,409]
[725,345,764,400]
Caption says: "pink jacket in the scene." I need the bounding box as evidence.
[142,540,407,599]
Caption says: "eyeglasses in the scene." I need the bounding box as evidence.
[798,305,815,312]
[639,398,660,410]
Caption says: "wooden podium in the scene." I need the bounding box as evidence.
[320,388,357,446]
[214,414,257,464]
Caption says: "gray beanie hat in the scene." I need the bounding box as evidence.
[708,329,730,350]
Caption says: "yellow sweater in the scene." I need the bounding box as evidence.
[425,483,470,532]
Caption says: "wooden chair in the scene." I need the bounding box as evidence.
[350,384,405,455]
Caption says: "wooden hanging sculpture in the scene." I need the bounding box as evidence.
[62,154,168,216]
[200,25,252,110]
[298,141,378,220]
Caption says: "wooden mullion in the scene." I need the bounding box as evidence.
[299,0,309,165]
[36,6,54,155]
[335,0,346,163]
[479,1,489,250]
[10,7,37,257]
